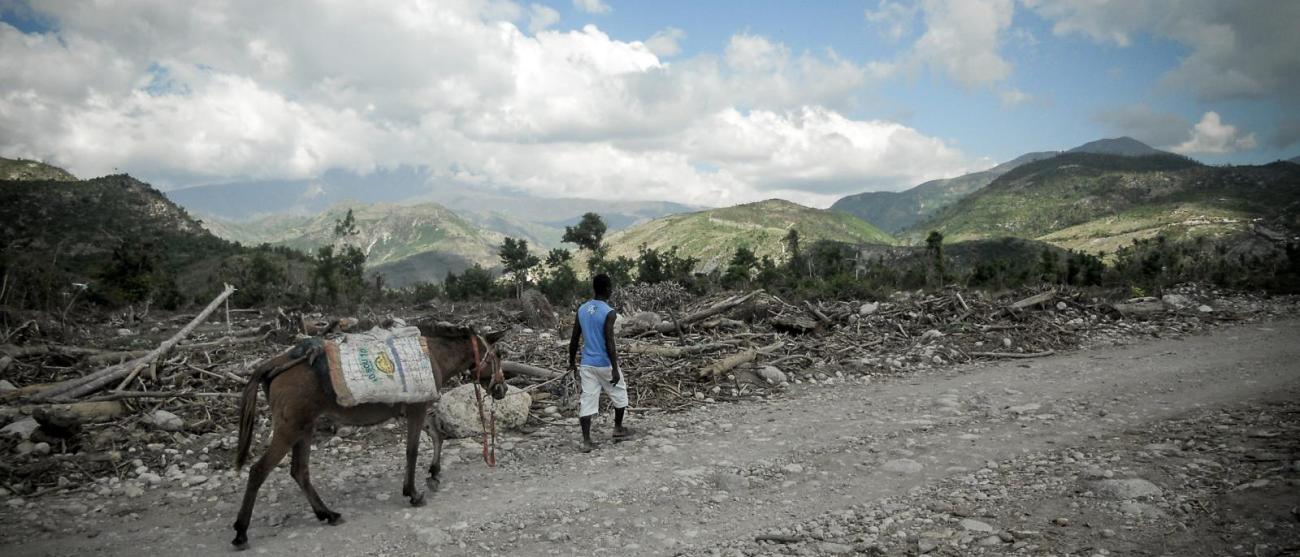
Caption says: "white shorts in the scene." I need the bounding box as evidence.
[579,365,628,418]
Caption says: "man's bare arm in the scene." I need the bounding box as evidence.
[568,311,582,373]
[603,310,620,385]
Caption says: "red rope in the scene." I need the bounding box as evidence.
[470,336,496,468]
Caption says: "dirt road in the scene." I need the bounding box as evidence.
[4,319,1299,556]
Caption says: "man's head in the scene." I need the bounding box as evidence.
[593,273,612,299]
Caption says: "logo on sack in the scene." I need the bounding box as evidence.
[374,352,396,377]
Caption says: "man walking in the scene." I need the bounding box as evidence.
[568,273,630,452]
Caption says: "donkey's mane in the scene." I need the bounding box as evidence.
[416,320,476,340]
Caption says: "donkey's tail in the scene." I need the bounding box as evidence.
[234,361,273,469]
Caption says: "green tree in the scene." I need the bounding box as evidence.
[498,237,540,298]
[562,213,608,272]
[925,231,945,288]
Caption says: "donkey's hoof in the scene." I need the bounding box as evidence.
[316,511,343,525]
[409,492,426,507]
[232,534,249,550]
[425,477,441,493]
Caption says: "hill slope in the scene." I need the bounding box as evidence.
[911,153,1300,253]
[166,167,698,249]
[604,199,894,272]
[0,174,311,307]
[207,203,505,287]
[831,151,1056,233]
[831,137,1178,235]
[1067,136,1171,157]
[0,157,77,181]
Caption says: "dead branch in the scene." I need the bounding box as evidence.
[1009,289,1057,310]
[969,350,1056,359]
[698,340,783,378]
[651,290,762,334]
[502,360,564,380]
[30,284,238,402]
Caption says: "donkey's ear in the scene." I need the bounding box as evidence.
[484,329,508,345]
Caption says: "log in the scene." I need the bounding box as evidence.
[1009,289,1057,310]
[77,391,240,403]
[502,360,563,380]
[626,341,733,358]
[651,290,762,334]
[969,350,1056,359]
[803,300,832,325]
[30,284,238,401]
[698,341,783,378]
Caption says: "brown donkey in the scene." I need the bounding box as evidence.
[230,323,507,549]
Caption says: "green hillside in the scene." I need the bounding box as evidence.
[909,153,1300,253]
[206,203,505,287]
[830,151,1056,234]
[0,157,77,181]
[0,174,311,308]
[603,199,894,272]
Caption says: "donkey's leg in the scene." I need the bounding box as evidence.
[232,423,301,549]
[403,402,428,507]
[290,434,342,524]
[425,409,444,493]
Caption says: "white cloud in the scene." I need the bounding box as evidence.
[527,4,561,34]
[644,27,684,58]
[999,87,1031,107]
[1025,0,1300,104]
[864,0,917,42]
[910,0,1015,88]
[1170,112,1257,155]
[572,0,610,15]
[0,1,977,207]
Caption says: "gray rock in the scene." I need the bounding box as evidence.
[859,302,879,316]
[412,525,450,546]
[819,542,854,554]
[712,473,749,492]
[882,459,923,474]
[1,417,39,440]
[123,484,144,498]
[1197,304,1213,313]
[1092,478,1163,499]
[1161,294,1190,308]
[436,384,531,438]
[1007,403,1041,414]
[757,366,787,385]
[0,379,16,393]
[14,441,35,456]
[32,442,50,455]
[960,519,994,533]
[145,410,184,432]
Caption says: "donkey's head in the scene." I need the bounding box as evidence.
[472,329,509,400]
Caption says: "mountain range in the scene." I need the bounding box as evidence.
[913,152,1299,254]
[830,137,1174,234]
[601,199,894,272]
[166,167,699,250]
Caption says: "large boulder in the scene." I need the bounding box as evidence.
[519,289,557,329]
[435,384,531,439]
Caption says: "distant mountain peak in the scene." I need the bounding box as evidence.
[1,156,77,181]
[1067,137,1168,157]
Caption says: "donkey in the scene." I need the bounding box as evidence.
[229,322,507,549]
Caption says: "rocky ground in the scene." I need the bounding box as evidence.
[1,313,1298,556]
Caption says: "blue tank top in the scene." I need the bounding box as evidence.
[578,299,614,367]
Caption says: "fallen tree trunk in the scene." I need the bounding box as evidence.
[1009,289,1057,310]
[651,290,762,334]
[626,341,734,358]
[969,350,1055,359]
[502,360,563,380]
[30,284,238,402]
[698,340,783,378]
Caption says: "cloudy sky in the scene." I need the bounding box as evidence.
[1,0,1297,207]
